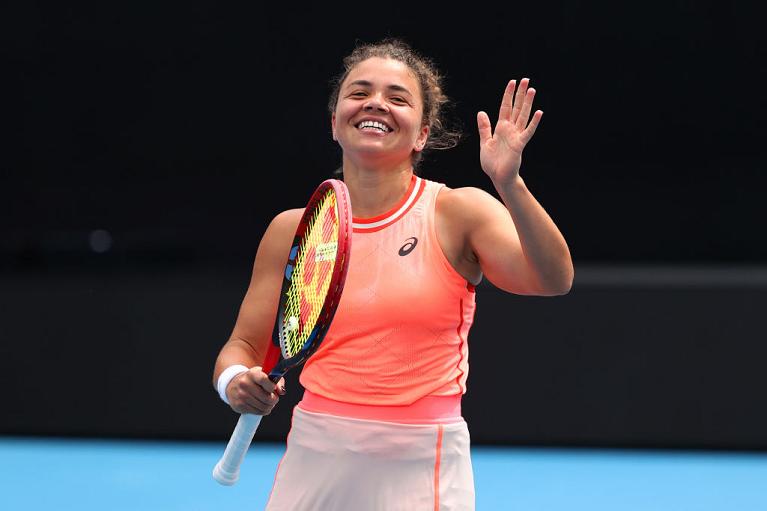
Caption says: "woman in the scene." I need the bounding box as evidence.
[213,38,573,510]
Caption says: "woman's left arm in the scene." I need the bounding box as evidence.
[469,78,573,296]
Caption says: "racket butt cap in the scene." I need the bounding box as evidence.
[212,463,240,486]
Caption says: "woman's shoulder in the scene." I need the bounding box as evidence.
[436,185,501,224]
[258,208,304,252]
[270,208,304,230]
[436,185,494,202]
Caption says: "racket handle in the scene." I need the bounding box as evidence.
[212,413,263,485]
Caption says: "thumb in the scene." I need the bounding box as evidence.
[477,111,492,145]
[250,367,278,393]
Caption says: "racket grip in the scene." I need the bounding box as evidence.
[212,413,263,485]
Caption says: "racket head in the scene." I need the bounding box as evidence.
[271,179,351,377]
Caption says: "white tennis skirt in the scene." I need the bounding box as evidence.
[265,406,475,510]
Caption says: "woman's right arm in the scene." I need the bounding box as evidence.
[212,209,302,415]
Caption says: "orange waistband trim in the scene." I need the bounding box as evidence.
[298,390,463,424]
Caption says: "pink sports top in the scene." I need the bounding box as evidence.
[299,175,477,418]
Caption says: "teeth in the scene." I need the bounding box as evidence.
[357,120,390,132]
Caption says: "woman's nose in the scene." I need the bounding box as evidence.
[363,95,388,112]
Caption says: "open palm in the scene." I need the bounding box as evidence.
[477,78,543,185]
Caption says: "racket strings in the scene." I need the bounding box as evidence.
[282,191,339,358]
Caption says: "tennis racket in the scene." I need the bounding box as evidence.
[213,178,352,486]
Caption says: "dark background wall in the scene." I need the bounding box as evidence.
[2,2,766,449]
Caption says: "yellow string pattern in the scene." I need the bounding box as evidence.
[282,191,339,358]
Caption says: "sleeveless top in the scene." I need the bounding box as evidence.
[299,175,477,406]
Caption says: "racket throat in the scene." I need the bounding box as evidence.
[267,361,291,383]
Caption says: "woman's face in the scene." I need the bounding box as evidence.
[332,57,429,166]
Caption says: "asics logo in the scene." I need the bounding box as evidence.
[398,237,418,256]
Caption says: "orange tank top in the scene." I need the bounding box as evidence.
[299,175,476,407]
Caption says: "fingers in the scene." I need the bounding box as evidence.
[510,78,530,124]
[484,78,542,147]
[498,79,516,122]
[509,78,543,139]
[245,368,277,393]
[275,377,286,396]
[477,111,492,144]
[498,78,539,127]
[238,390,277,414]
[228,367,284,415]
[523,110,544,143]
[516,87,536,129]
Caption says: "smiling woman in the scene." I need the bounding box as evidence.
[212,37,573,510]
[327,39,461,170]
[331,57,431,174]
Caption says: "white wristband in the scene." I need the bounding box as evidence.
[216,365,250,405]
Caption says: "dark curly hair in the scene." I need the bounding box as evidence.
[328,38,461,171]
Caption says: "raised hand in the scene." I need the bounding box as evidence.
[477,78,543,186]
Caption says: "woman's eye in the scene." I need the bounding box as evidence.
[351,91,367,97]
[391,97,407,104]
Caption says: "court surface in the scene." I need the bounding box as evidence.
[2,437,766,510]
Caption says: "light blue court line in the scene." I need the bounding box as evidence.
[1,438,767,510]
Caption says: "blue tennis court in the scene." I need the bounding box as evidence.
[3,437,766,510]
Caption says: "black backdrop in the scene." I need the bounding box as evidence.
[2,2,766,449]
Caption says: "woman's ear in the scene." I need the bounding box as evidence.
[414,124,429,152]
[331,114,337,141]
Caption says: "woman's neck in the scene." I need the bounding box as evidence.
[341,157,414,218]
